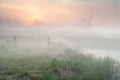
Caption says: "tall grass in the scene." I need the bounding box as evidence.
[0,48,120,80]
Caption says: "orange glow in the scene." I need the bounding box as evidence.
[0,4,74,25]
[23,7,42,25]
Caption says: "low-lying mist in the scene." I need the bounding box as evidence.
[0,24,120,60]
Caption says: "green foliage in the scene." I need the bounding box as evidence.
[0,48,120,80]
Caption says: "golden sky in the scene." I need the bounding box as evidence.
[0,0,120,26]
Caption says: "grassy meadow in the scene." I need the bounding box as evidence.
[0,45,120,80]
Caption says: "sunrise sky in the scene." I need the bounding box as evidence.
[0,0,120,26]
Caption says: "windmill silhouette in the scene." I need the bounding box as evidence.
[82,14,94,27]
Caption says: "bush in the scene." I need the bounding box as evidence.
[0,48,120,80]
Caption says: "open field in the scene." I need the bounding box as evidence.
[0,27,120,80]
[0,35,120,80]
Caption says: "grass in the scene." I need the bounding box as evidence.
[0,48,120,80]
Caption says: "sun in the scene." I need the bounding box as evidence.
[24,7,42,25]
[24,15,39,25]
[31,15,40,22]
[32,15,38,20]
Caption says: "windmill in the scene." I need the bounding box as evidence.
[82,14,94,27]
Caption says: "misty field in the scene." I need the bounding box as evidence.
[0,0,120,79]
[0,37,120,80]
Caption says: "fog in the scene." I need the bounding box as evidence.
[0,24,120,60]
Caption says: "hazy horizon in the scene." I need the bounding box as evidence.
[0,0,120,27]
[0,0,120,60]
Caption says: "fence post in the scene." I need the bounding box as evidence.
[47,36,50,49]
[14,36,17,45]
